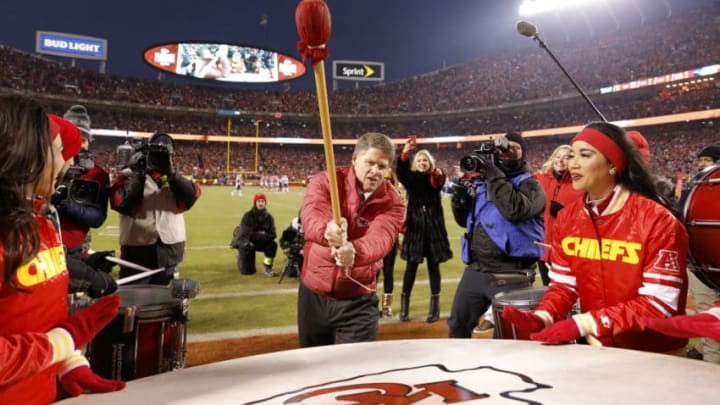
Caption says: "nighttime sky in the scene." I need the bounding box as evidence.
[0,0,530,90]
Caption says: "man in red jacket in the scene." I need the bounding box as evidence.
[298,132,405,347]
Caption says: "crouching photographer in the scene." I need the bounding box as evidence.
[447,132,546,338]
[230,193,278,277]
[110,132,202,285]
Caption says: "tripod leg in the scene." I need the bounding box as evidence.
[278,265,289,284]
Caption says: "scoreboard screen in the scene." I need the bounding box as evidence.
[144,42,306,83]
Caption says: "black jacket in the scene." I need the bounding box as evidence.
[233,207,276,247]
[396,155,453,264]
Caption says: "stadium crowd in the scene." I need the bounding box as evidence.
[0,3,717,115]
[0,2,716,189]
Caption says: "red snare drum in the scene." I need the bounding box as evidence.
[681,164,720,290]
[87,285,187,381]
[492,286,547,340]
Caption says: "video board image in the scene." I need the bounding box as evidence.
[144,42,306,83]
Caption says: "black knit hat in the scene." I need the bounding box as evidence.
[698,145,720,162]
[504,132,526,162]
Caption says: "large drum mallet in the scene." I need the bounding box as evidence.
[295,0,341,225]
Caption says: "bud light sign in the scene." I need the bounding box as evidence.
[36,31,107,60]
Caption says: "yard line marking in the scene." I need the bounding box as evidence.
[195,278,461,300]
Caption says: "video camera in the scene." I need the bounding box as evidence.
[280,222,304,279]
[459,136,509,173]
[116,138,174,174]
[52,151,101,206]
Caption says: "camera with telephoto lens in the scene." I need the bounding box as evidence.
[116,138,173,174]
[459,136,510,173]
[53,152,101,206]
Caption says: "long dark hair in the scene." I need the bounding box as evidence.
[584,121,678,216]
[0,95,51,289]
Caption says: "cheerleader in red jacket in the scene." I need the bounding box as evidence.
[532,144,583,286]
[503,121,689,353]
[0,95,123,404]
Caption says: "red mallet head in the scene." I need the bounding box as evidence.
[296,0,331,64]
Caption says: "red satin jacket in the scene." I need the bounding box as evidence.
[0,214,69,404]
[537,186,689,353]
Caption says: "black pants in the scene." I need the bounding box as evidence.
[537,261,550,286]
[379,240,398,294]
[297,282,379,347]
[247,238,278,260]
[447,268,534,338]
[401,260,441,295]
[237,239,278,274]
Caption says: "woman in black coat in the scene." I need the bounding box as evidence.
[396,136,453,323]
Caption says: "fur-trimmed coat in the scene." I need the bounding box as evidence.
[396,154,453,264]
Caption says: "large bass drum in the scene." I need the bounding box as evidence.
[680,164,720,290]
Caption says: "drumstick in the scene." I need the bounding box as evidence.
[533,241,552,249]
[116,267,167,285]
[105,256,158,273]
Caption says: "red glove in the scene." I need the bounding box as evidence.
[61,364,126,396]
[501,306,545,333]
[430,168,444,188]
[530,318,582,343]
[55,294,120,348]
[645,313,720,341]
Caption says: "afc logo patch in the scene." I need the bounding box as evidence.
[652,250,681,273]
[244,364,551,404]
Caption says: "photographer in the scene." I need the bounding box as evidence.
[447,132,545,338]
[53,105,117,298]
[231,193,278,277]
[110,132,202,285]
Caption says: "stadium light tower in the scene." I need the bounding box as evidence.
[518,0,609,17]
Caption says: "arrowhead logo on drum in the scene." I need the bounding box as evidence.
[245,364,552,404]
[653,249,681,273]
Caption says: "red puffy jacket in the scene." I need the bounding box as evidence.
[301,166,405,300]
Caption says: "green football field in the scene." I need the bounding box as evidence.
[90,185,471,338]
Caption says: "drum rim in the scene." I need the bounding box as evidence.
[492,286,548,306]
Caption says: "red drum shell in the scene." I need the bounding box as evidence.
[681,164,720,290]
[87,285,187,381]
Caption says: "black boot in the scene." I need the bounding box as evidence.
[400,293,410,322]
[426,294,440,323]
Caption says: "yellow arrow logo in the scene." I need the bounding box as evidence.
[363,64,375,78]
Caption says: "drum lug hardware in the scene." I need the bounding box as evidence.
[123,306,137,333]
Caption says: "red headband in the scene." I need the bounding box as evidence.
[571,127,626,175]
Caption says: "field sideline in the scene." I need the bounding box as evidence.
[89,185,472,339]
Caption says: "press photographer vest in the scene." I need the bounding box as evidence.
[119,174,187,246]
[461,173,544,264]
